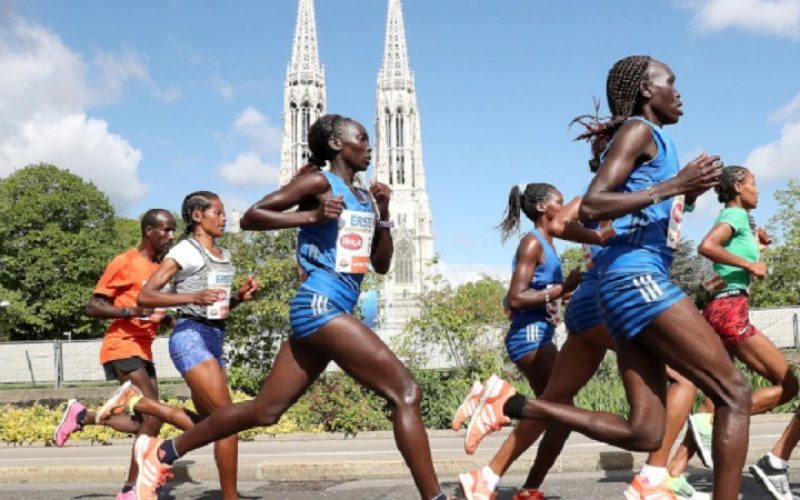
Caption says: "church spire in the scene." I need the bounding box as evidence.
[379,0,413,87]
[279,0,326,186]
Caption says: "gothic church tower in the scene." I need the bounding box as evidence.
[279,0,326,187]
[374,0,435,339]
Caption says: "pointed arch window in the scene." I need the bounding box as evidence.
[395,239,414,284]
[301,102,311,145]
[290,103,298,143]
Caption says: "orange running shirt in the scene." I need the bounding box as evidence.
[96,248,160,364]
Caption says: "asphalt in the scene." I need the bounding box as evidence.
[0,414,795,484]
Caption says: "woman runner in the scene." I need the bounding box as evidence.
[131,114,454,500]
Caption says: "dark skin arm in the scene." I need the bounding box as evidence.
[549,196,614,246]
[698,223,767,279]
[85,294,152,319]
[369,182,393,274]
[137,260,218,308]
[579,120,722,221]
[506,235,581,310]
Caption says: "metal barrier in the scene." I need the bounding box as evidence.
[1,307,798,387]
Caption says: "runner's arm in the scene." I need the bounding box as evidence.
[698,223,764,276]
[549,196,606,245]
[137,259,217,307]
[241,173,334,230]
[85,294,152,319]
[507,235,561,310]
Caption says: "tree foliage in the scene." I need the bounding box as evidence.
[394,276,507,379]
[0,164,118,340]
[669,237,707,308]
[752,180,800,307]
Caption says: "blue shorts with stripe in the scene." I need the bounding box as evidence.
[505,319,555,362]
[564,276,603,334]
[289,283,359,339]
[597,269,684,340]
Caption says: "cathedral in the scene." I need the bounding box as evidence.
[278,0,435,344]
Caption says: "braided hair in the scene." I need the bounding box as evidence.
[498,183,558,242]
[305,114,357,168]
[715,166,750,203]
[180,190,219,238]
[572,55,653,171]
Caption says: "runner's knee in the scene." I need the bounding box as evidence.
[779,373,799,405]
[712,369,751,413]
[386,378,421,409]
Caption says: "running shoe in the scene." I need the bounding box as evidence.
[623,474,677,500]
[458,469,496,500]
[667,475,710,500]
[452,380,485,431]
[464,375,516,454]
[115,489,137,500]
[53,399,85,447]
[96,380,142,423]
[749,454,793,500]
[511,488,545,499]
[687,413,714,469]
[134,435,173,500]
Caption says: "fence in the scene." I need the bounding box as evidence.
[1,307,798,387]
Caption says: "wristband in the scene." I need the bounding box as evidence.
[646,186,662,204]
[378,220,394,229]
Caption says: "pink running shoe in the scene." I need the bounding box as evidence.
[53,399,85,447]
[464,375,516,454]
[115,488,137,500]
[134,435,173,500]
[459,468,497,500]
[96,380,142,423]
[511,488,545,500]
[452,380,485,431]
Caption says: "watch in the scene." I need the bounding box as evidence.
[378,220,395,229]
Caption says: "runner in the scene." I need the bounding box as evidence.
[665,166,796,500]
[455,182,581,499]
[130,191,259,500]
[458,55,751,500]
[131,114,455,500]
[53,209,198,500]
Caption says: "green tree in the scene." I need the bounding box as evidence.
[752,180,800,307]
[0,164,118,340]
[113,217,141,253]
[394,276,507,378]
[560,245,585,274]
[669,237,707,307]
[220,229,301,393]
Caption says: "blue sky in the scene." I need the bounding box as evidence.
[2,0,799,284]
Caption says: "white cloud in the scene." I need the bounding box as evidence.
[234,107,282,154]
[0,12,166,210]
[219,152,280,187]
[770,91,800,124]
[0,113,147,208]
[435,261,508,287]
[682,0,800,39]
[745,120,800,183]
[212,77,235,102]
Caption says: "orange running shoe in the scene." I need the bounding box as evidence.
[451,380,485,431]
[464,375,516,454]
[511,488,545,499]
[458,468,497,500]
[623,475,677,500]
[96,380,142,423]
[134,435,174,500]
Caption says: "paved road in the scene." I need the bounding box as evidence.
[0,471,792,499]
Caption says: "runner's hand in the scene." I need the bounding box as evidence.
[131,307,154,317]
[563,268,582,293]
[673,153,723,195]
[311,195,344,224]
[370,181,391,220]
[237,276,260,301]
[747,261,768,279]
[193,289,220,305]
[756,227,772,250]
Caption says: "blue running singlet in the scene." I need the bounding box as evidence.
[506,228,564,362]
[595,117,686,340]
[290,171,376,338]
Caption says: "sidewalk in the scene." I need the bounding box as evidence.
[0,414,794,483]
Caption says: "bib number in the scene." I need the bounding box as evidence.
[207,270,234,319]
[335,209,375,274]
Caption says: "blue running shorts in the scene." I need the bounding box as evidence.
[169,318,226,375]
[564,277,603,335]
[289,284,358,339]
[597,269,685,340]
[505,320,555,362]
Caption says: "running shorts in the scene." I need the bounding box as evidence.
[169,318,226,375]
[289,284,359,339]
[564,277,603,334]
[702,293,758,345]
[505,319,555,362]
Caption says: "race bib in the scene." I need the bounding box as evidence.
[335,209,375,274]
[699,258,725,292]
[545,285,561,326]
[206,270,234,319]
[666,195,685,250]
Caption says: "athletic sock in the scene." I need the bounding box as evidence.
[640,464,667,485]
[76,408,87,427]
[158,439,180,465]
[482,465,500,491]
[430,492,447,500]
[502,394,526,419]
[767,452,789,470]
[120,484,134,493]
